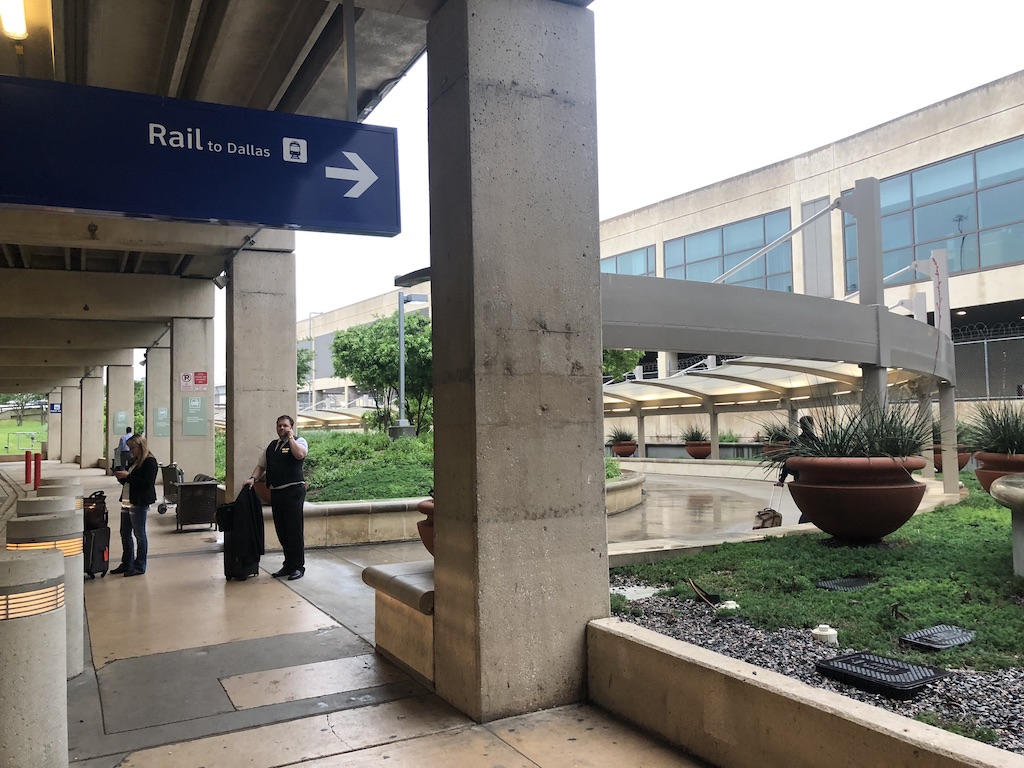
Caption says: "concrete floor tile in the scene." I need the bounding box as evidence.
[488,703,709,767]
[222,653,407,709]
[295,727,540,767]
[85,552,338,668]
[119,696,470,767]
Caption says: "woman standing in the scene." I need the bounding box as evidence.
[113,433,158,576]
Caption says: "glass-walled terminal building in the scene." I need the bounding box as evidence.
[600,70,1024,398]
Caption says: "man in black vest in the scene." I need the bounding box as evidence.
[245,415,308,580]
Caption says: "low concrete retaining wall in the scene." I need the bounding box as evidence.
[587,618,1017,768]
[605,471,645,514]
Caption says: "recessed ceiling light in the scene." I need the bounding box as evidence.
[955,310,967,316]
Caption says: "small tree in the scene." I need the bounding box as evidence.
[134,380,145,432]
[602,349,645,381]
[297,344,314,391]
[331,312,433,434]
[0,393,45,427]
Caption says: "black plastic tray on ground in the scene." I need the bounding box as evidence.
[900,625,975,651]
[816,652,951,699]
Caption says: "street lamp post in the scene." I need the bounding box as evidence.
[392,291,428,439]
[307,311,323,409]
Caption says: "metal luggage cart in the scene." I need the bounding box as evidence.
[158,463,185,514]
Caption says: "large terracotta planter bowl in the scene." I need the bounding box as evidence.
[416,498,435,555]
[932,445,971,473]
[975,452,1024,493]
[786,456,927,541]
[611,441,637,457]
[685,441,711,459]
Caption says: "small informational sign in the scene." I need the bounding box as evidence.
[154,407,171,437]
[182,396,207,436]
[114,410,130,432]
[50,403,62,414]
[180,372,194,392]
[193,371,208,391]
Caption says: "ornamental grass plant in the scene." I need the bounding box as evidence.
[765,398,930,468]
[607,426,636,444]
[963,401,1024,454]
[680,423,710,442]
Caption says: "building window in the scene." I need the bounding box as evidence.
[601,245,656,276]
[663,209,792,291]
[843,134,1024,294]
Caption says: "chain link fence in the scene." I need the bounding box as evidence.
[953,331,1024,401]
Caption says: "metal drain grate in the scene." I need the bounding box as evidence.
[816,577,873,592]
[900,625,975,651]
[816,652,951,699]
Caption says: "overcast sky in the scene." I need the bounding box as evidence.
[202,1,1023,383]
[288,0,1024,322]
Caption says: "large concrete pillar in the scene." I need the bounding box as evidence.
[0,549,68,766]
[6,510,85,678]
[170,317,215,480]
[47,392,62,461]
[225,246,297,497]
[107,364,135,470]
[60,385,81,464]
[145,344,172,466]
[81,372,105,469]
[427,0,607,722]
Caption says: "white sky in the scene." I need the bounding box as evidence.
[208,0,1024,382]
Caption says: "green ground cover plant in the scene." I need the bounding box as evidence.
[612,472,1024,670]
[0,414,47,455]
[302,430,434,501]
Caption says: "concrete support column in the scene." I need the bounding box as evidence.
[635,407,646,458]
[170,317,215,480]
[60,385,81,464]
[47,392,62,461]
[938,382,959,495]
[0,549,68,766]
[107,364,135,471]
[709,409,720,459]
[916,388,935,479]
[427,0,607,722]
[146,345,172,466]
[6,510,85,678]
[225,248,297,497]
[81,372,105,470]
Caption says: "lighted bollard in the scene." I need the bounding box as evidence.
[7,511,85,679]
[0,549,68,766]
[33,453,42,490]
[16,496,77,517]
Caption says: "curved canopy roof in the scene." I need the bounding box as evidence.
[603,356,929,417]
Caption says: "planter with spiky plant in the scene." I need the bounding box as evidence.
[681,423,711,459]
[607,426,638,458]
[759,420,792,458]
[765,399,930,541]
[964,402,1024,492]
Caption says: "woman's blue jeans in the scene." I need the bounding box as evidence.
[119,504,149,572]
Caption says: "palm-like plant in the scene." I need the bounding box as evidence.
[765,399,929,466]
[680,424,710,442]
[607,426,636,444]
[963,402,1024,454]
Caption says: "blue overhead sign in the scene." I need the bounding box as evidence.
[0,76,400,235]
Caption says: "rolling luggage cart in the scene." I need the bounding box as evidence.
[158,463,185,514]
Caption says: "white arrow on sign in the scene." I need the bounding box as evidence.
[325,151,379,198]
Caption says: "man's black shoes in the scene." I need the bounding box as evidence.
[287,570,304,581]
[271,568,290,578]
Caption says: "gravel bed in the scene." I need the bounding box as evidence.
[610,577,1024,755]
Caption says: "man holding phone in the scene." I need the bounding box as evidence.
[245,415,308,580]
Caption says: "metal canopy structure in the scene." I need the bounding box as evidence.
[603,356,929,417]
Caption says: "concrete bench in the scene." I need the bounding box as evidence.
[361,560,435,686]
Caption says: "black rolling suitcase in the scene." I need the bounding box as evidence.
[218,485,264,581]
[84,527,110,578]
[83,491,110,578]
